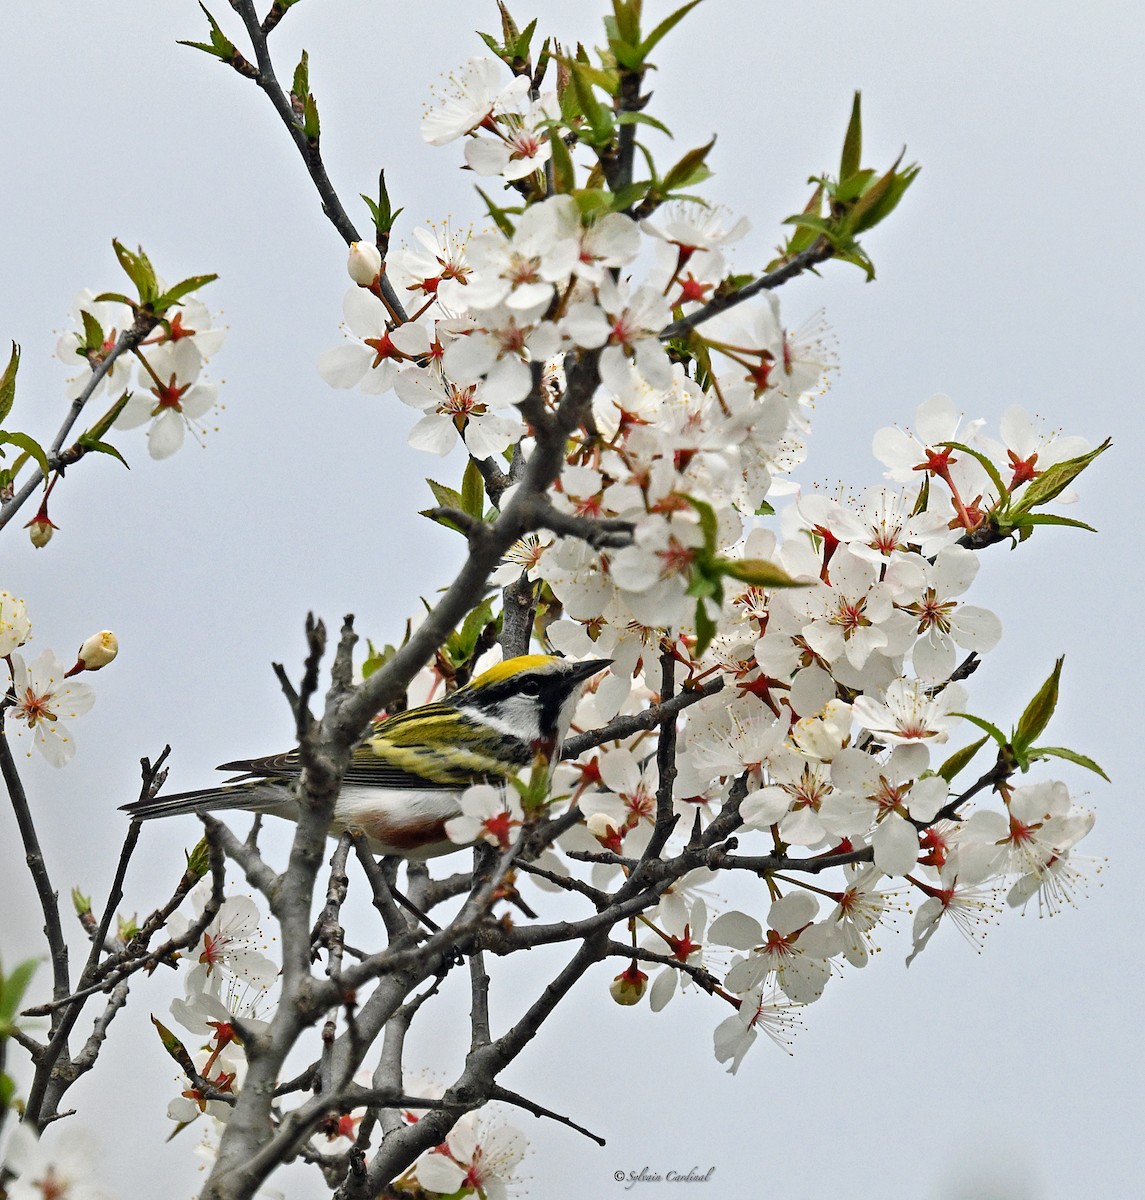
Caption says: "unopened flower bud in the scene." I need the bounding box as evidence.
[610,961,648,1006]
[586,811,624,853]
[347,241,382,287]
[66,630,119,676]
[26,513,56,548]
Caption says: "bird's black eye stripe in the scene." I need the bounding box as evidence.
[520,677,542,696]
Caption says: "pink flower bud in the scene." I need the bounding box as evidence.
[347,241,382,287]
[65,630,118,677]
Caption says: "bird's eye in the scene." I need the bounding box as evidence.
[520,678,542,696]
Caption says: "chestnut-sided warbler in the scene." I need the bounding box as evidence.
[121,655,610,857]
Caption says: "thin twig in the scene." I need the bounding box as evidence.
[533,503,636,549]
[514,859,608,906]
[487,1083,606,1146]
[313,835,353,982]
[469,951,491,1050]
[602,939,720,995]
[0,713,71,1010]
[658,239,835,342]
[225,0,408,321]
[350,837,415,943]
[0,315,159,531]
[563,677,724,758]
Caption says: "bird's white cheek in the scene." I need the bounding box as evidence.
[474,696,542,744]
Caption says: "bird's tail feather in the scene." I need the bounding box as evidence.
[120,779,292,821]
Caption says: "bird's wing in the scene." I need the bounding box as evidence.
[212,701,529,792]
[361,702,531,787]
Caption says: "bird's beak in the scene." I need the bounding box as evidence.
[567,658,613,683]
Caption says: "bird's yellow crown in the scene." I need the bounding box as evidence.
[466,654,560,689]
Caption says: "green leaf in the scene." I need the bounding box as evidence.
[1012,657,1063,755]
[0,342,19,426]
[151,1016,196,1073]
[611,0,641,46]
[177,3,237,62]
[361,639,387,679]
[840,91,862,179]
[302,92,320,142]
[112,239,158,305]
[548,126,576,193]
[478,30,504,57]
[834,167,877,204]
[692,598,717,658]
[685,565,721,602]
[84,392,132,442]
[152,273,219,313]
[512,17,538,62]
[453,596,497,661]
[420,509,468,535]
[781,213,834,236]
[1004,512,1098,536]
[475,188,517,239]
[461,459,485,519]
[75,435,130,469]
[568,189,612,220]
[937,735,989,783]
[1029,745,1110,782]
[683,493,718,549]
[360,630,411,680]
[832,240,877,281]
[79,310,105,353]
[662,137,716,193]
[0,958,39,1029]
[426,478,464,511]
[616,110,673,137]
[360,170,404,236]
[639,0,704,58]
[0,431,49,477]
[497,0,521,45]
[568,61,615,144]
[851,159,920,235]
[717,557,812,589]
[91,291,136,309]
[291,48,309,99]
[1008,437,1111,515]
[605,181,650,213]
[610,40,644,73]
[951,711,1009,748]
[938,440,1009,505]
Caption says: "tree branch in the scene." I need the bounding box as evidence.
[563,676,724,758]
[487,1083,606,1146]
[225,0,409,321]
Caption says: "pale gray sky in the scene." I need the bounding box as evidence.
[2,2,1141,1198]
